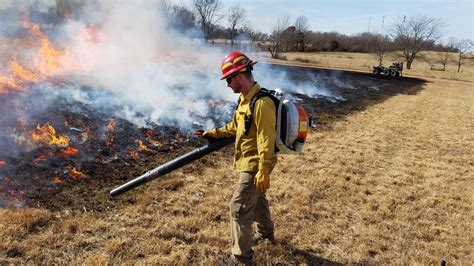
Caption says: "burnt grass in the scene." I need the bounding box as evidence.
[1,65,426,212]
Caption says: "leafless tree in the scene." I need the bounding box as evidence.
[390,15,443,69]
[241,26,268,42]
[438,51,449,71]
[451,38,473,73]
[227,5,246,47]
[268,15,290,58]
[193,0,221,40]
[157,0,196,32]
[294,16,309,51]
[171,5,196,31]
[371,34,391,66]
[281,26,297,52]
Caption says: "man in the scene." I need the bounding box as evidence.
[201,51,277,264]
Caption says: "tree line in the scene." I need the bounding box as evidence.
[11,0,474,72]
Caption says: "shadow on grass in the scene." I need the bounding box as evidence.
[283,243,344,265]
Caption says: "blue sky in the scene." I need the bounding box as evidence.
[213,0,473,43]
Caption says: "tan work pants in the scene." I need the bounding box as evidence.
[229,171,274,260]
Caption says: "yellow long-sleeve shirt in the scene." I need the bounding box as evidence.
[214,83,278,172]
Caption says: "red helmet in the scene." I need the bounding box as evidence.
[220,51,257,80]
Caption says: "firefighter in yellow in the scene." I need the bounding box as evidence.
[202,51,277,264]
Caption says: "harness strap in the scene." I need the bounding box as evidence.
[244,88,279,135]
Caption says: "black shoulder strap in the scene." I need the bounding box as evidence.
[244,88,279,135]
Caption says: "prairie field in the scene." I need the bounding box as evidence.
[1,51,473,264]
[260,51,474,83]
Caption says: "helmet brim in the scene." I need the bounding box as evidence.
[220,61,257,80]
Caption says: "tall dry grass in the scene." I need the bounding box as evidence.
[1,52,473,264]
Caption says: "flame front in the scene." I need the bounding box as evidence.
[31,123,70,148]
[23,19,64,77]
[0,18,79,94]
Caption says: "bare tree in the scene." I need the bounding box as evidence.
[294,16,309,51]
[438,51,449,71]
[171,5,196,31]
[451,38,473,73]
[281,26,297,52]
[227,5,246,47]
[268,15,290,58]
[371,34,391,66]
[390,15,443,69]
[158,0,196,32]
[193,0,221,40]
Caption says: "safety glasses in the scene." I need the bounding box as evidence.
[226,74,239,84]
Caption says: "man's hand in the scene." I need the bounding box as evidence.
[203,129,218,138]
[194,129,218,139]
[254,167,270,193]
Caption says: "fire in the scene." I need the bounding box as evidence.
[0,75,24,93]
[31,123,70,148]
[62,147,79,156]
[107,117,116,133]
[33,154,48,164]
[145,129,162,147]
[136,140,153,152]
[107,117,116,145]
[0,18,78,94]
[51,177,65,184]
[11,59,40,82]
[22,20,64,77]
[0,160,6,167]
[68,167,86,180]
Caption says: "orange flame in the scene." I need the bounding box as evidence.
[68,167,86,180]
[136,140,153,152]
[145,129,162,147]
[33,154,48,164]
[62,147,79,156]
[10,59,40,82]
[51,177,65,184]
[0,18,79,94]
[22,21,64,77]
[107,117,116,145]
[0,75,24,93]
[107,117,116,133]
[127,150,139,159]
[31,123,70,148]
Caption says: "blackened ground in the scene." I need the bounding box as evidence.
[2,66,425,212]
[267,64,426,129]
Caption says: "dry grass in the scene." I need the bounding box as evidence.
[1,51,473,263]
[259,51,474,83]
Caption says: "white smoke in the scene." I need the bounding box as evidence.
[58,1,236,130]
[2,1,342,132]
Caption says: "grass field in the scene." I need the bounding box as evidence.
[259,51,474,83]
[1,51,473,264]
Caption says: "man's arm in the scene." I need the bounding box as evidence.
[209,111,238,138]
